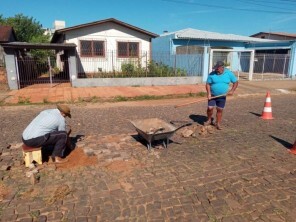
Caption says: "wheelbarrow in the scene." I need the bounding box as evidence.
[130,118,191,150]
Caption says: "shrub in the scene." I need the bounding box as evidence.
[121,63,135,76]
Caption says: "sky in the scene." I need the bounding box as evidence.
[1,0,296,36]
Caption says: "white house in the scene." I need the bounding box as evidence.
[51,18,158,77]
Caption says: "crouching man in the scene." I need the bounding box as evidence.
[22,104,72,163]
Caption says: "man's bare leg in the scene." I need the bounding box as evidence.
[216,108,223,130]
[205,107,214,125]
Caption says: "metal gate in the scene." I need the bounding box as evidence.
[210,49,291,81]
[252,54,290,80]
[16,55,70,89]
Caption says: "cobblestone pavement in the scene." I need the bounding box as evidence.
[0,94,296,221]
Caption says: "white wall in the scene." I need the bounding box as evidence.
[72,76,203,87]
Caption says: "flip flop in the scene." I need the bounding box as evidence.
[54,157,68,164]
[204,118,213,126]
[216,124,223,130]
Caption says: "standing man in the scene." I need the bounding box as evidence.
[205,61,238,130]
[22,104,72,163]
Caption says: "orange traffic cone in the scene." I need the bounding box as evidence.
[289,140,296,155]
[261,91,274,120]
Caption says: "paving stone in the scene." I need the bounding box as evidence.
[16,218,33,222]
[75,216,88,222]
[15,204,30,214]
[0,213,18,222]
[36,215,47,222]
[46,211,64,221]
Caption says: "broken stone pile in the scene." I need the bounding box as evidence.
[176,123,215,138]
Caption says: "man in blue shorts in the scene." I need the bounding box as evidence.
[205,61,238,130]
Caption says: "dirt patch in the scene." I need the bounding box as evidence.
[105,158,143,174]
[19,187,40,200]
[45,184,72,205]
[0,83,8,91]
[0,183,11,201]
[56,147,98,170]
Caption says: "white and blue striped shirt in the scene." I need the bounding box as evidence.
[22,109,66,140]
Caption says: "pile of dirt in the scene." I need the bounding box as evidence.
[55,147,98,170]
[54,146,145,176]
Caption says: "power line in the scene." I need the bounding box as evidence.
[240,0,296,6]
[237,0,296,11]
[162,0,296,14]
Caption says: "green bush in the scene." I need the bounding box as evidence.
[147,61,186,77]
[91,60,188,78]
[121,63,135,76]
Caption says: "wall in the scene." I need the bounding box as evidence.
[152,34,205,77]
[152,33,173,53]
[0,46,4,66]
[72,76,203,87]
[3,48,18,90]
[289,42,296,79]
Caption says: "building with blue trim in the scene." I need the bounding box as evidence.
[152,28,296,82]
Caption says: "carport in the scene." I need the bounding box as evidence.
[1,42,77,90]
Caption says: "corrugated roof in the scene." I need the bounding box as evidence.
[0,25,17,42]
[162,28,274,43]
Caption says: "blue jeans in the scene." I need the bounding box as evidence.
[22,131,68,157]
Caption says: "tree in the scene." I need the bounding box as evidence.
[0,14,53,61]
[0,13,48,43]
[30,34,55,62]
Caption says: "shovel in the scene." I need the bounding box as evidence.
[174,94,227,108]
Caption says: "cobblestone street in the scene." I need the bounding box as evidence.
[0,93,296,221]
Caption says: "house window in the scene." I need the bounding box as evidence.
[117,42,139,58]
[176,45,204,54]
[80,40,105,57]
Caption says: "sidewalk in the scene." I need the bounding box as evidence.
[2,80,296,104]
[4,83,206,104]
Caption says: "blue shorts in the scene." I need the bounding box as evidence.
[208,96,226,109]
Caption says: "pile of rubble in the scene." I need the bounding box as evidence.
[176,123,216,138]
